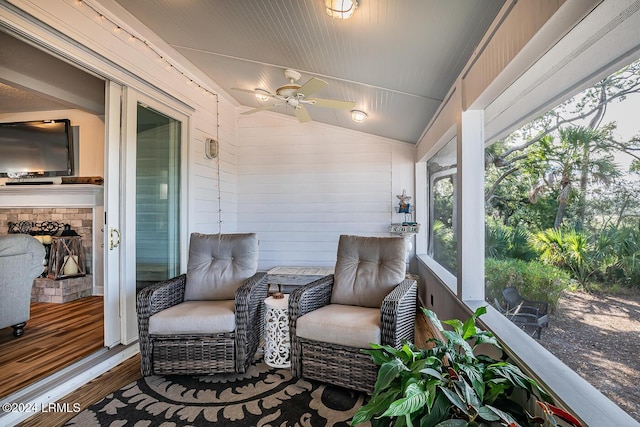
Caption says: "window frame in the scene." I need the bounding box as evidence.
[416,2,640,425]
[428,167,458,275]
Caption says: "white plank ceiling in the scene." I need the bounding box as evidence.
[111,0,505,143]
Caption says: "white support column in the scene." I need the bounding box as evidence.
[457,109,485,301]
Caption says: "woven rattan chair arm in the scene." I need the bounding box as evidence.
[136,274,187,319]
[289,274,334,320]
[289,274,333,378]
[234,272,268,372]
[136,274,186,376]
[380,278,417,348]
[235,271,268,305]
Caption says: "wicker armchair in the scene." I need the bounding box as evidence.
[289,235,417,393]
[136,233,267,376]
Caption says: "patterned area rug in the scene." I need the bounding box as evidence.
[65,361,370,426]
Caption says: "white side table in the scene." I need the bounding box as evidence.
[264,294,290,368]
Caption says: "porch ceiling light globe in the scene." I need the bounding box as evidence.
[351,109,367,123]
[325,0,358,19]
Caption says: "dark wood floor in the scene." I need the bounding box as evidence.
[17,354,142,427]
[0,296,105,398]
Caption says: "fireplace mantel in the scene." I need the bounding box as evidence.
[0,184,103,208]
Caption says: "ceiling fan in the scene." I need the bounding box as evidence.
[232,69,355,123]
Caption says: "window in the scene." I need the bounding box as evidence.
[427,138,457,276]
[484,57,640,422]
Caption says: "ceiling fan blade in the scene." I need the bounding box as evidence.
[306,98,356,110]
[296,78,328,97]
[231,87,278,98]
[231,87,260,94]
[293,105,312,123]
[240,103,282,115]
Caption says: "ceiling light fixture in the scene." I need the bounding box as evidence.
[254,88,270,102]
[325,0,358,19]
[351,109,367,123]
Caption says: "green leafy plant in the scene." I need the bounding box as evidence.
[351,307,582,427]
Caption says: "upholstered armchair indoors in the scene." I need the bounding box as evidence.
[0,234,46,337]
[289,235,417,393]
[137,233,267,376]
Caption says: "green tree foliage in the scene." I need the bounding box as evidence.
[484,58,640,292]
[485,220,536,261]
[530,228,593,287]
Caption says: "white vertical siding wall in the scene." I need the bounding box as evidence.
[237,111,415,270]
[190,97,238,235]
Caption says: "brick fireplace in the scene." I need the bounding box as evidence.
[0,184,104,303]
[1,208,94,303]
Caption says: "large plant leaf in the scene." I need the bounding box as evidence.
[433,420,469,427]
[484,380,507,404]
[351,389,401,425]
[460,315,478,340]
[401,342,418,362]
[484,404,522,426]
[412,356,441,374]
[365,343,410,364]
[459,378,481,411]
[488,363,534,391]
[419,393,451,427]
[421,367,444,381]
[457,364,483,388]
[380,383,430,418]
[462,306,488,340]
[442,331,475,360]
[374,358,409,393]
[424,378,440,409]
[470,330,500,347]
[442,318,464,336]
[438,385,470,416]
[362,344,395,366]
[423,308,445,332]
[477,404,502,422]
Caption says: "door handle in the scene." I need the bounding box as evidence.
[109,228,121,250]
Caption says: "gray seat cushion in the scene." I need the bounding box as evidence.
[330,235,406,308]
[149,300,236,335]
[184,233,258,301]
[296,304,381,348]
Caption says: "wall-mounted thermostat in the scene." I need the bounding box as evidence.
[205,137,218,159]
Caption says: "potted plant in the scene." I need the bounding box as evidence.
[351,307,582,427]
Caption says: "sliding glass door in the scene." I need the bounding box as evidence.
[135,104,182,288]
[119,88,188,344]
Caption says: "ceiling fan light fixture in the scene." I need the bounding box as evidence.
[254,88,270,102]
[325,0,358,19]
[351,109,367,122]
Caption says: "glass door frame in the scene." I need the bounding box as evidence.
[119,87,190,344]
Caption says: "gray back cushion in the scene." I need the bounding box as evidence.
[184,233,259,301]
[0,234,46,279]
[330,235,407,308]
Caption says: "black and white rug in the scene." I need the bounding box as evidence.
[65,361,370,426]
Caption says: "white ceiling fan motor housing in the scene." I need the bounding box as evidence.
[283,69,301,82]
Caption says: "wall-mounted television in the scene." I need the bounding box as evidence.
[0,119,74,178]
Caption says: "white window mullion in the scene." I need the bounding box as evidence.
[458,109,485,301]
